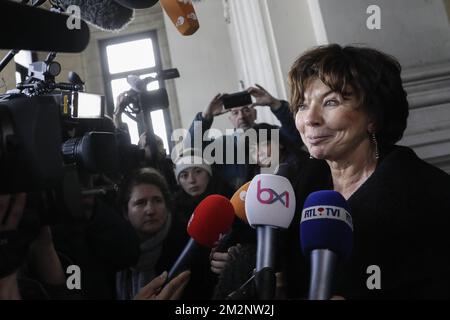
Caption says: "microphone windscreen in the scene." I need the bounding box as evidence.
[57,0,134,31]
[156,68,180,80]
[245,174,296,229]
[230,181,251,223]
[0,1,89,52]
[114,0,159,9]
[160,0,199,35]
[300,190,353,260]
[187,195,235,248]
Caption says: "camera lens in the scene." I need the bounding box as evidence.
[62,136,83,165]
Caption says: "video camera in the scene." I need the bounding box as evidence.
[0,52,143,196]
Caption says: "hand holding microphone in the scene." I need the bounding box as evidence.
[205,181,251,276]
[134,270,190,300]
[300,190,353,300]
[167,194,235,281]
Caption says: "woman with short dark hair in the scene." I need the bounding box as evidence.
[289,44,409,150]
[284,44,450,299]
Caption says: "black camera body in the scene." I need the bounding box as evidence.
[0,94,64,194]
[0,60,142,195]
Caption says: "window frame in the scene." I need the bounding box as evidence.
[99,30,173,150]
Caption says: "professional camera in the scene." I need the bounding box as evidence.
[117,69,179,176]
[0,52,143,198]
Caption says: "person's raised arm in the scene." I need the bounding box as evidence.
[247,84,302,147]
[247,84,282,111]
[185,93,225,151]
[201,93,226,121]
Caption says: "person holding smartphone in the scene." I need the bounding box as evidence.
[185,84,303,191]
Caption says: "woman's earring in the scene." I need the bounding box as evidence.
[371,132,379,159]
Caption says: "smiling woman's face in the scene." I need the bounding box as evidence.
[295,78,373,161]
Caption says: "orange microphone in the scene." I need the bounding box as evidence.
[230,181,251,224]
[159,0,200,35]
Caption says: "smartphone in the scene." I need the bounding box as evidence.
[222,91,252,109]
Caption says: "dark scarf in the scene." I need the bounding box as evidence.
[116,214,172,300]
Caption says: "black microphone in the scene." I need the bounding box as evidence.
[300,191,354,300]
[115,0,159,9]
[0,1,90,52]
[154,68,180,80]
[127,69,180,92]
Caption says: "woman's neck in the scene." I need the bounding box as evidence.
[0,272,21,300]
[326,140,377,200]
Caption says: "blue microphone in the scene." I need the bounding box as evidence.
[300,190,353,300]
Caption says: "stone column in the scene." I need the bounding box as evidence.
[226,0,286,125]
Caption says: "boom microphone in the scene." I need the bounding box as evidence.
[167,195,235,280]
[126,68,180,92]
[245,174,296,299]
[300,190,353,300]
[55,0,135,31]
[0,1,90,52]
[115,0,159,9]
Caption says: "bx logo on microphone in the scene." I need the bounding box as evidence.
[256,180,290,208]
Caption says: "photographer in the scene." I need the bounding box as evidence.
[51,172,141,300]
[113,91,135,136]
[186,84,303,191]
[0,194,27,299]
[113,92,177,191]
[138,130,177,191]
[0,193,70,300]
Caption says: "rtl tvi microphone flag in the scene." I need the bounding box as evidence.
[300,190,354,300]
[300,190,353,260]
